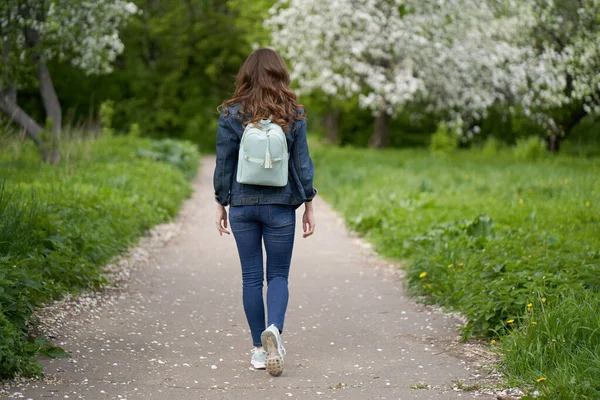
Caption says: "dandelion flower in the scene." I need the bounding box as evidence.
[458,263,464,267]
[585,201,591,207]
[527,303,533,307]
[552,339,557,342]
[490,340,496,345]
[419,272,427,278]
[536,377,547,383]
[531,321,537,325]
[507,319,514,324]
[541,298,546,303]
[448,264,454,268]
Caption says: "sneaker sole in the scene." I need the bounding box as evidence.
[251,361,266,369]
[261,330,283,377]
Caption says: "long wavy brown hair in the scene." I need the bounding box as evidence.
[219,48,305,131]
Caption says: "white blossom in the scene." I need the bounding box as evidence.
[124,2,138,14]
[267,0,600,135]
[267,0,424,116]
[1,0,136,77]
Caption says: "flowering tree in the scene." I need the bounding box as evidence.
[267,0,423,147]
[268,0,599,149]
[267,0,529,146]
[0,0,136,162]
[407,1,531,131]
[515,0,600,150]
[410,0,600,148]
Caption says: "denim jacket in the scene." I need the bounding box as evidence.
[213,105,317,207]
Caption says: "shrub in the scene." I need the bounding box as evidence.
[561,116,600,158]
[0,136,194,378]
[136,138,201,179]
[99,100,115,137]
[513,136,547,161]
[0,311,42,379]
[128,123,141,137]
[429,123,459,156]
[481,136,504,157]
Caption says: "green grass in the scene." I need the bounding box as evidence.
[500,291,600,398]
[311,142,600,399]
[0,134,199,379]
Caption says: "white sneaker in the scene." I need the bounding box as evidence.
[250,348,266,369]
[261,324,286,376]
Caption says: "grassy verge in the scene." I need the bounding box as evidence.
[0,135,200,379]
[311,142,600,399]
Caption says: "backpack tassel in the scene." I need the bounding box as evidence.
[262,136,274,169]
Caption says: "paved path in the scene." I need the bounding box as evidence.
[14,158,493,400]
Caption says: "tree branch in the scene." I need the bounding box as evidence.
[0,24,42,145]
[0,91,44,147]
[23,20,62,133]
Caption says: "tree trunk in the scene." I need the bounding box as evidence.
[1,33,42,146]
[23,26,62,133]
[0,93,43,146]
[36,61,62,133]
[546,135,561,152]
[369,111,392,148]
[322,108,340,144]
[18,9,61,163]
[35,62,62,163]
[0,93,60,163]
[545,104,587,153]
[0,5,60,164]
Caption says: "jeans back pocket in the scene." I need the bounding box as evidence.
[229,205,247,221]
[268,204,295,227]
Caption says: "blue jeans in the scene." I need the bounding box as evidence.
[229,204,296,346]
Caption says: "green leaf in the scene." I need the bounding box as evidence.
[466,214,494,238]
[35,337,71,359]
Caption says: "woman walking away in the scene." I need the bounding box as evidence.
[213,48,317,377]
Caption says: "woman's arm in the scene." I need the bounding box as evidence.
[293,119,318,202]
[214,113,237,236]
[213,114,237,206]
[293,119,317,237]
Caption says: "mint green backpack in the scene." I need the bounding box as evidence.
[236,119,289,187]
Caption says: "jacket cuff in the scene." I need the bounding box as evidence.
[215,193,229,206]
[305,188,318,202]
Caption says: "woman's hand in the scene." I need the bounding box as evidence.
[215,204,230,236]
[302,202,316,238]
